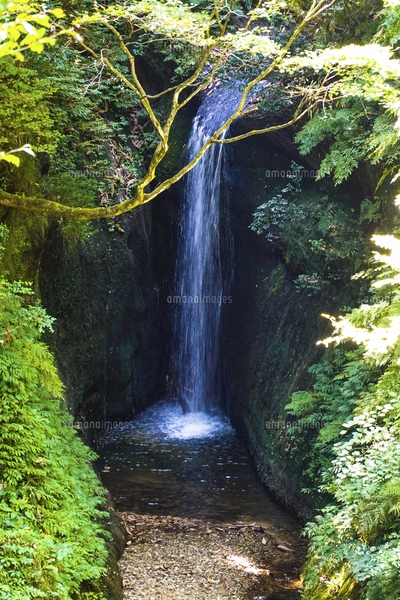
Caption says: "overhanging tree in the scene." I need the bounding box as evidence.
[2,0,399,222]
[0,0,335,220]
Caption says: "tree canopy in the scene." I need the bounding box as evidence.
[1,0,399,221]
[0,0,355,220]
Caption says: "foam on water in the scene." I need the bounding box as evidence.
[162,410,231,440]
[100,400,233,445]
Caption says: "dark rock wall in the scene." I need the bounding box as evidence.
[34,97,366,524]
[225,129,363,520]
[39,205,162,429]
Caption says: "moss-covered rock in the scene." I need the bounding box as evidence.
[226,130,364,520]
[39,206,162,425]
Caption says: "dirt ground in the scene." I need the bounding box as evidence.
[119,512,307,600]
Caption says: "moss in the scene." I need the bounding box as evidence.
[227,123,364,520]
[0,208,47,289]
[265,263,285,297]
[39,209,161,421]
[230,261,347,519]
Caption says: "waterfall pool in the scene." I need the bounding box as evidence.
[96,87,307,598]
[97,400,301,533]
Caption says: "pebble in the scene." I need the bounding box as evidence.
[118,512,306,599]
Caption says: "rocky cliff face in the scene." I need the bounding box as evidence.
[39,205,163,434]
[224,126,364,520]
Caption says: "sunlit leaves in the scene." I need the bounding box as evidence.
[222,29,279,55]
[0,151,19,166]
[0,58,58,157]
[74,0,211,47]
[286,39,400,184]
[285,44,400,77]
[0,0,64,60]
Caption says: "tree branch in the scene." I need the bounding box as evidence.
[0,188,145,220]
[216,103,317,144]
[0,0,337,221]
[100,20,165,140]
[143,101,318,202]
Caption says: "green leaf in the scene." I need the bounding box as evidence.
[49,8,65,19]
[0,153,20,166]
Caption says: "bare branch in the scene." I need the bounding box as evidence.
[216,103,317,144]
[99,20,165,140]
[0,0,337,221]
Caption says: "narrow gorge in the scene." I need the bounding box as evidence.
[36,84,365,598]
[94,89,310,599]
[1,2,400,599]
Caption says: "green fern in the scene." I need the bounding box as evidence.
[0,228,108,599]
[295,232,400,600]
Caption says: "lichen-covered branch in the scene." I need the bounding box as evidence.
[0,0,337,221]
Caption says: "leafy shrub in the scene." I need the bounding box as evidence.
[287,230,400,600]
[0,227,108,599]
[250,165,364,290]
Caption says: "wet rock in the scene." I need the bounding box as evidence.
[40,209,162,424]
[225,129,364,519]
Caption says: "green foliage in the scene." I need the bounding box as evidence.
[28,39,155,214]
[287,230,400,600]
[0,33,147,240]
[310,0,382,45]
[0,227,108,599]
[0,207,48,283]
[377,0,400,51]
[286,39,400,189]
[359,194,400,235]
[286,344,382,488]
[250,165,364,291]
[295,103,370,185]
[0,57,58,155]
[295,99,400,186]
[0,0,63,61]
[36,44,140,177]
[0,0,64,165]
[0,0,358,220]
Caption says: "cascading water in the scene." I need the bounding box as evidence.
[96,91,306,593]
[170,90,241,416]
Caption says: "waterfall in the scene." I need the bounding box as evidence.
[170,90,240,414]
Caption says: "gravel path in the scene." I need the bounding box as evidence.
[119,512,307,600]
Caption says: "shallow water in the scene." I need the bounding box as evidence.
[97,401,300,529]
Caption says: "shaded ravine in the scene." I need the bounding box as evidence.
[97,92,307,599]
[97,401,307,599]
